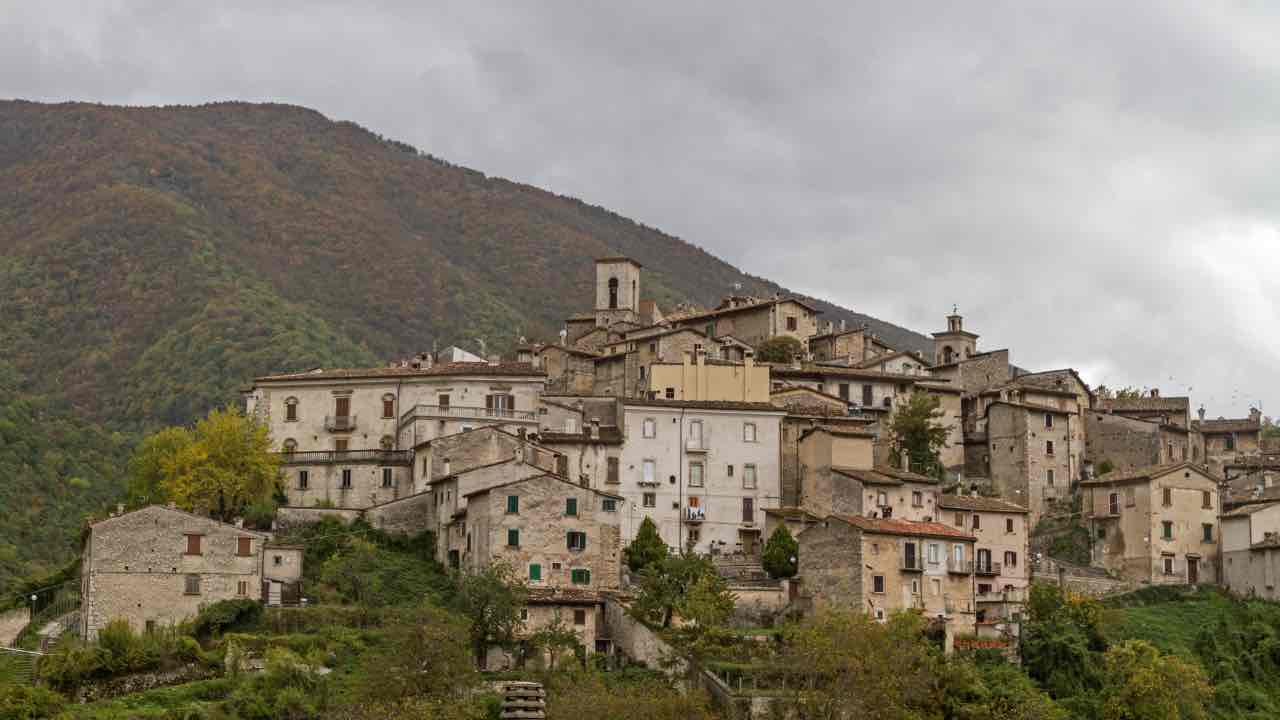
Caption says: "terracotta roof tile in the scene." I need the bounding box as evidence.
[256,362,544,382]
[622,398,784,413]
[832,465,939,486]
[939,494,1029,514]
[832,514,975,541]
[1081,461,1218,485]
[1196,419,1261,434]
[1099,396,1190,413]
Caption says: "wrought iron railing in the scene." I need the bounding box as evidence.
[277,449,412,465]
[324,415,358,432]
[398,404,536,424]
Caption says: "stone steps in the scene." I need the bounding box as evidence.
[500,681,546,720]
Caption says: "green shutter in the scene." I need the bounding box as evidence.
[530,564,541,581]
[571,569,592,585]
[508,529,519,547]
[566,498,578,516]
[507,495,519,514]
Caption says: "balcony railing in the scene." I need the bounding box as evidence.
[324,415,357,432]
[947,558,974,575]
[398,403,537,425]
[975,561,1002,576]
[277,449,413,466]
[685,507,706,522]
[685,438,709,452]
[901,557,925,572]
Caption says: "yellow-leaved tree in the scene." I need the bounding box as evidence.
[127,407,280,524]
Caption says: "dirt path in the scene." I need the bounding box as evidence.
[0,608,29,647]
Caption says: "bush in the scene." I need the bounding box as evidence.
[191,598,262,638]
[0,683,66,720]
[272,687,319,720]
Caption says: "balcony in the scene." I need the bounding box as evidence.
[975,562,1002,577]
[325,415,357,432]
[278,449,413,466]
[685,439,709,453]
[901,557,925,573]
[947,558,974,575]
[685,507,706,523]
[398,403,537,426]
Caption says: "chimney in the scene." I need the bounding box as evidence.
[840,319,847,331]
[900,449,911,472]
[590,418,601,440]
[1150,388,1159,398]
[1251,407,1262,424]
[442,457,451,477]
[1198,405,1207,422]
[234,518,244,529]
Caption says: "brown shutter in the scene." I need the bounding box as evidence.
[186,534,202,555]
[335,396,350,417]
[237,537,252,557]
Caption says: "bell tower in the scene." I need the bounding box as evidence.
[594,257,642,327]
[932,307,979,366]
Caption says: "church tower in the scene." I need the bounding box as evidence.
[932,309,979,366]
[594,257,642,327]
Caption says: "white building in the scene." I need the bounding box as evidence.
[617,399,785,555]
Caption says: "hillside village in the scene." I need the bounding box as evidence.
[10,254,1280,718]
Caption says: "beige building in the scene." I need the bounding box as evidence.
[795,427,942,523]
[595,327,710,399]
[939,494,1029,631]
[796,514,976,632]
[81,505,284,639]
[1097,391,1191,429]
[669,295,820,348]
[646,351,769,403]
[618,399,785,554]
[1194,410,1263,478]
[1085,412,1194,473]
[1221,501,1280,600]
[853,350,932,375]
[534,345,600,395]
[981,401,1076,524]
[1083,462,1221,585]
[807,324,894,364]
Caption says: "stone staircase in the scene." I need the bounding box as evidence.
[713,554,770,583]
[500,681,546,719]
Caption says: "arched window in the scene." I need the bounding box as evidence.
[882,397,893,409]
[282,438,297,453]
[380,435,394,451]
[608,277,619,309]
[285,397,299,422]
[942,346,954,365]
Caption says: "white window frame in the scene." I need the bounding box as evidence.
[743,422,757,443]
[642,459,656,484]
[642,417,656,438]
[743,464,757,490]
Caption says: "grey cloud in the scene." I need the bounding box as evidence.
[5,1,1280,416]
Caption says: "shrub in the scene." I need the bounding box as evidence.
[192,598,262,638]
[0,683,66,720]
[272,687,319,720]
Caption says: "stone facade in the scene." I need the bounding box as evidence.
[413,426,559,494]
[1221,501,1280,600]
[797,515,976,632]
[536,345,599,395]
[795,427,942,523]
[939,494,1030,628]
[670,298,820,348]
[983,402,1074,524]
[1085,412,1192,474]
[81,506,276,639]
[1195,413,1263,478]
[1097,393,1191,429]
[1083,462,1221,585]
[593,258,643,328]
[618,400,785,554]
[808,327,893,364]
[278,450,413,510]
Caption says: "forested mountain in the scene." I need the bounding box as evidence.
[0,100,931,587]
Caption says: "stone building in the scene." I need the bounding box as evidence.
[1194,409,1263,478]
[938,494,1030,631]
[617,399,786,555]
[796,514,976,632]
[594,327,710,399]
[1221,501,1280,600]
[852,350,932,375]
[245,359,547,460]
[1085,412,1194,474]
[668,295,821,349]
[277,448,413,510]
[1097,391,1191,428]
[980,401,1075,524]
[534,345,600,395]
[412,425,560,495]
[591,257,644,328]
[771,387,878,507]
[795,427,942,523]
[81,505,283,639]
[1082,462,1221,585]
[646,350,769,403]
[807,323,894,364]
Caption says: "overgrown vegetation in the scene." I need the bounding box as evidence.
[887,390,952,478]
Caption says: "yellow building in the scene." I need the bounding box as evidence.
[646,349,770,403]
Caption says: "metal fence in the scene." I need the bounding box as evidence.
[9,580,81,651]
[0,647,43,685]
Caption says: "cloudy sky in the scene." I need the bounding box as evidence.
[6,2,1279,416]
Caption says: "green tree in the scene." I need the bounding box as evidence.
[755,336,804,363]
[888,390,951,477]
[451,562,528,666]
[129,407,280,522]
[527,613,585,670]
[355,605,478,703]
[631,552,735,630]
[1021,583,1106,700]
[544,670,717,720]
[761,525,798,579]
[941,658,1068,720]
[1098,640,1211,720]
[623,516,668,573]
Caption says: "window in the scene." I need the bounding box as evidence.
[567,531,587,551]
[237,581,248,596]
[334,395,350,420]
[742,497,755,523]
[665,387,675,399]
[643,493,656,508]
[1226,435,1236,451]
[1045,413,1054,429]
[688,420,703,449]
[602,499,617,512]
[382,468,394,488]
[382,395,395,419]
[642,459,656,484]
[1163,487,1172,507]
[743,422,757,442]
[335,437,349,452]
[449,550,460,569]
[508,529,520,547]
[972,514,981,530]
[1162,521,1173,540]
[566,498,578,516]
[786,316,797,331]
[1006,517,1015,534]
[911,579,920,595]
[649,342,656,353]
[689,462,705,487]
[485,394,514,416]
[727,464,734,477]
[564,417,578,434]
[1202,491,1212,509]
[273,555,282,566]
[883,397,892,408]
[1004,551,1017,567]
[185,534,202,556]
[282,438,297,453]
[608,277,618,308]
[1097,526,1106,540]
[877,491,888,507]
[237,537,252,557]
[574,609,587,626]
[862,385,874,406]
[607,457,619,484]
[838,383,850,400]
[340,469,353,489]
[931,578,942,596]
[1047,469,1055,486]
[1109,492,1120,515]
[507,496,519,514]
[873,575,885,594]
[557,454,569,477]
[642,417,656,438]
[743,464,757,490]
[912,491,923,507]
[927,543,940,564]
[529,564,541,582]
[1203,523,1214,542]
[438,394,450,410]
[571,568,592,585]
[1045,440,1055,455]
[520,609,529,621]
[285,398,298,422]
[954,512,965,527]
[184,575,201,595]
[688,527,701,543]
[639,365,646,379]
[298,470,309,490]
[1163,556,1175,575]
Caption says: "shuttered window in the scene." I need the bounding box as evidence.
[185,534,202,556]
[237,537,252,557]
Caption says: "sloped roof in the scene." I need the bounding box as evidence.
[1081,461,1220,486]
[256,362,544,382]
[1196,419,1261,434]
[1099,396,1190,413]
[622,398,784,413]
[852,351,928,369]
[462,472,624,500]
[831,514,975,541]
[536,427,624,445]
[939,494,1029,514]
[671,296,820,324]
[90,504,269,537]
[1222,501,1280,518]
[527,587,605,605]
[832,465,939,486]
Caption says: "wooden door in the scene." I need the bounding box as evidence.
[335,396,350,418]
[1188,557,1199,585]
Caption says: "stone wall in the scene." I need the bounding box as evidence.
[274,506,361,530]
[602,595,685,675]
[795,521,863,611]
[365,491,436,535]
